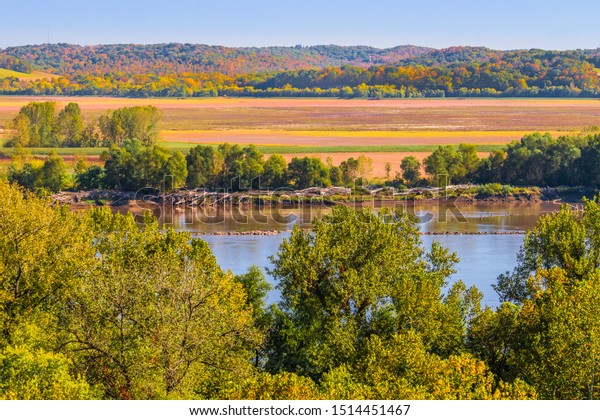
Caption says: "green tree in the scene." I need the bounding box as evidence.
[458,143,480,178]
[400,156,421,185]
[163,151,188,190]
[215,143,265,189]
[479,198,600,398]
[329,166,343,186]
[423,144,480,184]
[60,209,261,399]
[39,151,69,192]
[8,151,69,193]
[234,266,272,325]
[186,145,218,188]
[102,140,187,191]
[235,266,273,367]
[350,332,534,399]
[467,302,522,382]
[0,181,92,345]
[6,113,30,147]
[574,134,600,187]
[240,145,265,189]
[424,145,457,184]
[262,154,288,188]
[0,346,97,399]
[339,157,359,184]
[75,165,105,190]
[265,206,465,378]
[101,143,136,190]
[476,150,506,184]
[7,102,57,147]
[0,182,267,400]
[81,121,101,147]
[99,106,161,147]
[512,268,600,399]
[7,159,44,192]
[355,155,373,179]
[287,157,331,189]
[494,198,600,303]
[214,371,321,400]
[56,103,84,147]
[496,133,586,187]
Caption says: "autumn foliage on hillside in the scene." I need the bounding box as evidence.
[0,44,599,97]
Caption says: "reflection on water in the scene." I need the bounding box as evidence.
[123,200,561,233]
[118,200,561,307]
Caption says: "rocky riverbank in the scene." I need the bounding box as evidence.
[51,186,593,207]
[52,187,353,207]
[422,230,526,235]
[193,229,526,236]
[197,230,283,236]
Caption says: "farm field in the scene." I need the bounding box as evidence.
[2,96,600,176]
[0,69,57,80]
[160,129,537,147]
[2,96,600,134]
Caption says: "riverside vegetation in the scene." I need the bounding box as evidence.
[1,179,600,399]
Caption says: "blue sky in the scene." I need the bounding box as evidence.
[1,0,599,50]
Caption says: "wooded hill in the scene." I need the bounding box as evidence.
[1,44,600,97]
[0,44,433,75]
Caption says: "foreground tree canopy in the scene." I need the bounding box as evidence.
[0,181,259,399]
[0,180,598,399]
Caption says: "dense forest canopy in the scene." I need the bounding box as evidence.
[0,44,599,97]
[0,53,32,74]
[0,44,434,75]
[2,179,600,399]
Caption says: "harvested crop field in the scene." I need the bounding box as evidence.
[161,129,538,147]
[1,97,600,135]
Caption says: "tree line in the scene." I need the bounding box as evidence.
[4,101,161,148]
[7,140,375,194]
[1,45,599,97]
[1,179,599,399]
[7,130,600,194]
[97,130,600,192]
[422,131,600,188]
[0,44,433,76]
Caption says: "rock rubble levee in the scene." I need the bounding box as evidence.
[51,186,569,207]
[197,230,283,236]
[193,230,525,236]
[52,187,355,207]
[422,231,525,235]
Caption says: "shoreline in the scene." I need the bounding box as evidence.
[53,186,588,208]
[194,229,527,236]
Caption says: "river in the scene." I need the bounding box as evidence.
[139,200,561,307]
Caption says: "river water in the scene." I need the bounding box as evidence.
[136,201,561,307]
